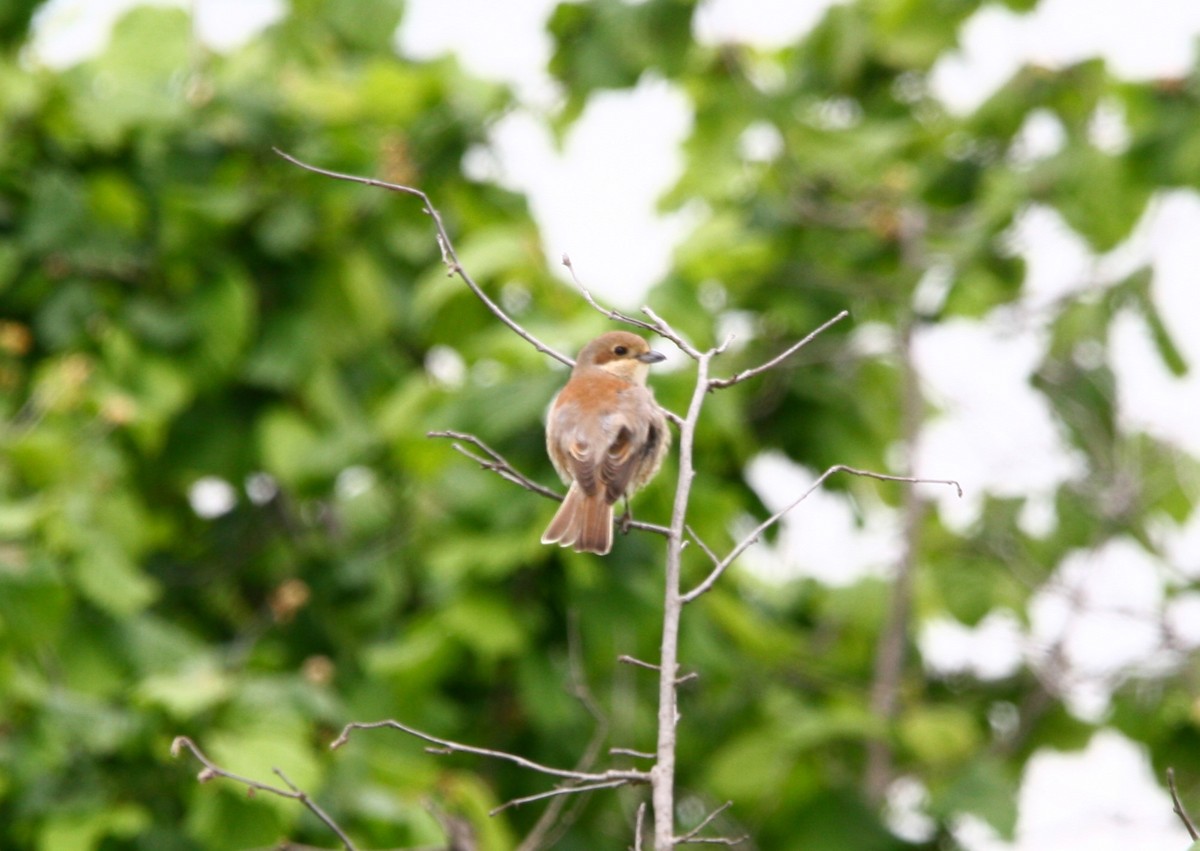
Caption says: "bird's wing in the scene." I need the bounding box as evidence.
[554,375,658,504]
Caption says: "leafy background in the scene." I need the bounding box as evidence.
[2,0,1199,848]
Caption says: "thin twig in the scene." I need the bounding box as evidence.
[675,802,733,843]
[618,655,661,672]
[562,254,659,333]
[426,429,674,538]
[681,465,962,604]
[493,779,633,816]
[634,802,647,851]
[171,736,357,851]
[332,720,647,785]
[1169,768,1199,840]
[611,748,656,760]
[428,430,562,500]
[708,310,850,390]
[641,306,703,359]
[685,525,720,567]
[677,837,748,846]
[273,148,572,367]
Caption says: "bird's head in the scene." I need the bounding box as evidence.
[575,331,665,385]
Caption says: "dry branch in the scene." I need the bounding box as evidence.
[332,719,647,786]
[1169,768,1199,840]
[171,736,357,851]
[681,464,962,604]
[273,148,572,368]
[707,309,850,390]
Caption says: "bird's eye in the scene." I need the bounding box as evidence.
[613,345,628,356]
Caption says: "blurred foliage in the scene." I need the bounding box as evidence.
[2,0,1199,849]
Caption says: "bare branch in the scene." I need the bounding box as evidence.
[427,430,561,500]
[618,655,662,672]
[675,802,733,843]
[634,802,647,851]
[677,837,749,846]
[171,736,357,851]
[562,254,659,333]
[493,779,632,816]
[611,748,656,760]
[1169,768,1199,840]
[650,346,721,849]
[274,148,572,368]
[685,525,720,568]
[640,306,703,360]
[707,310,850,390]
[681,465,962,604]
[674,801,749,846]
[332,720,647,786]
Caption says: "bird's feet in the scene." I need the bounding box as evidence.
[618,501,634,535]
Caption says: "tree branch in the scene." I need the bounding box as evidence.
[171,736,357,851]
[675,801,734,844]
[634,802,647,851]
[427,429,561,500]
[707,310,850,390]
[274,148,572,368]
[331,720,648,786]
[641,306,706,360]
[562,254,660,334]
[651,341,724,849]
[680,464,961,605]
[1169,768,1199,840]
[493,779,632,816]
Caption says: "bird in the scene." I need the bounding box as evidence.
[542,331,670,555]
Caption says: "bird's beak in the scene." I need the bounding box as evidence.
[638,350,667,364]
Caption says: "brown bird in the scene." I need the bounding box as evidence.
[542,331,670,555]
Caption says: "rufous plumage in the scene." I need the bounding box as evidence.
[542,331,669,555]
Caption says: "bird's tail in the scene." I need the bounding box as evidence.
[541,482,613,555]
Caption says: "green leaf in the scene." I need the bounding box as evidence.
[439,595,528,662]
[0,557,70,650]
[899,704,982,767]
[38,804,150,851]
[1039,144,1151,250]
[70,537,158,616]
[929,757,1019,839]
[135,661,232,720]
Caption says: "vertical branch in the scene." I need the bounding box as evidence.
[652,348,714,849]
[864,316,924,802]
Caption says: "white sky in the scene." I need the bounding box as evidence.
[28,1,1200,848]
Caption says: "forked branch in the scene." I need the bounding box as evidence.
[171,736,357,851]
[707,309,850,390]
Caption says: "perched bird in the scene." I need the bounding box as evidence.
[542,331,670,555]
